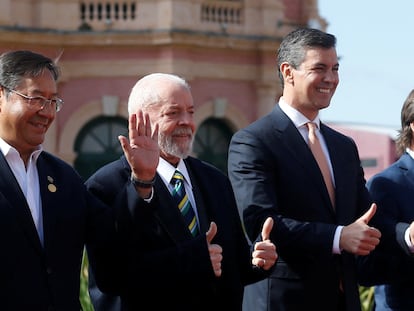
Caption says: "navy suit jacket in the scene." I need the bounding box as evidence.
[357,153,414,310]
[0,151,115,310]
[86,155,267,311]
[228,104,372,311]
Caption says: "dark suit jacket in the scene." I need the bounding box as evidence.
[228,104,371,311]
[86,155,267,311]
[357,153,414,310]
[0,151,115,311]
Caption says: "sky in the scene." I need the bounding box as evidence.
[317,1,414,130]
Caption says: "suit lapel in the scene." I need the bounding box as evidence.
[0,152,43,253]
[274,106,334,213]
[183,158,209,234]
[150,158,210,241]
[398,154,414,189]
[152,177,194,243]
[274,105,321,178]
[36,155,59,251]
[322,124,354,219]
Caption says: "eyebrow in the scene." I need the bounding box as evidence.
[27,88,59,97]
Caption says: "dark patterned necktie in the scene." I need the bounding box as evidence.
[170,170,199,236]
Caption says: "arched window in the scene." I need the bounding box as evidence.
[74,116,128,179]
[193,117,234,174]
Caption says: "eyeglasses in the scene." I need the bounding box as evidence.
[6,88,64,112]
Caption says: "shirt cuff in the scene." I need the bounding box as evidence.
[143,187,154,203]
[333,226,344,254]
[404,227,414,253]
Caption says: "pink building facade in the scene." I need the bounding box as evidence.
[0,0,397,180]
[330,123,398,181]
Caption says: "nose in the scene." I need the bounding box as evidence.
[324,69,339,83]
[178,111,193,124]
[37,101,56,116]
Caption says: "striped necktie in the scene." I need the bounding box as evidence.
[307,122,336,208]
[170,170,199,236]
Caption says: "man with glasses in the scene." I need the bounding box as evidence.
[0,50,118,310]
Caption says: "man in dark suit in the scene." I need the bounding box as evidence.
[0,50,117,310]
[86,73,278,310]
[227,28,381,311]
[358,89,414,311]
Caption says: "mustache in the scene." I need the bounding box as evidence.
[171,127,193,136]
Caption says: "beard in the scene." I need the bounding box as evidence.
[159,127,194,159]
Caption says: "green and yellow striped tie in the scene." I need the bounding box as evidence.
[171,170,199,237]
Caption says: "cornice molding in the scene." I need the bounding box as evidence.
[0,27,281,51]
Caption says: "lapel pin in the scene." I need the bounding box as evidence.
[47,176,57,193]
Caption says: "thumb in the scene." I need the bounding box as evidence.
[358,203,377,224]
[118,135,132,164]
[261,217,274,241]
[206,222,217,244]
[118,135,129,153]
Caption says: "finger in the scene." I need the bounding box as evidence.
[144,112,152,136]
[358,203,377,224]
[261,217,273,241]
[129,113,137,139]
[206,222,217,244]
[137,110,145,136]
[118,135,130,154]
[252,257,261,267]
[252,257,266,268]
[214,266,222,277]
[152,123,159,141]
[209,244,222,255]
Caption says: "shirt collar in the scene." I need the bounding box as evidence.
[406,147,414,160]
[157,157,192,188]
[279,97,321,129]
[0,137,42,162]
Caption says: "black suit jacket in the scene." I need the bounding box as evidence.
[228,104,372,311]
[86,155,267,311]
[0,151,115,311]
[358,153,414,310]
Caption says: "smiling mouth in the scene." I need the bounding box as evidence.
[30,121,48,131]
[317,88,331,94]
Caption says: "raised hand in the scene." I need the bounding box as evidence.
[340,203,381,255]
[206,222,223,277]
[118,110,160,181]
[252,217,278,270]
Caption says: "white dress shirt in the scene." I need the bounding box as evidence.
[0,138,44,245]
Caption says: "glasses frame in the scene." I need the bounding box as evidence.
[5,88,63,112]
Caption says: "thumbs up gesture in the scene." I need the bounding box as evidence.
[252,217,278,270]
[340,203,382,255]
[206,222,223,277]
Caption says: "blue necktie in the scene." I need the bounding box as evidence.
[170,170,199,236]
